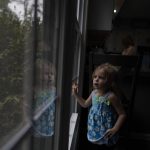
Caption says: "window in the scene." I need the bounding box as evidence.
[0,0,35,149]
[0,0,88,150]
[69,1,88,149]
[32,0,59,149]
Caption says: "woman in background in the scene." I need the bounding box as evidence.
[121,35,136,56]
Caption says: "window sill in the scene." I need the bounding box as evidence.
[68,113,78,150]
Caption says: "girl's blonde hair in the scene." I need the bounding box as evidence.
[92,63,119,92]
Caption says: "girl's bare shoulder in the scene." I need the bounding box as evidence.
[107,92,118,102]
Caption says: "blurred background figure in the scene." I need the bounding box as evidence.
[121,35,136,56]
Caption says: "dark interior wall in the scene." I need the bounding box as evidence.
[87,0,114,31]
[86,0,114,49]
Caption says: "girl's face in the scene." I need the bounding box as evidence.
[92,69,107,90]
[43,63,55,87]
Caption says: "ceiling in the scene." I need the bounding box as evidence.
[113,0,150,28]
[86,0,150,47]
[116,0,150,19]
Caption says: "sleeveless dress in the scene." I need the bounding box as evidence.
[33,89,56,137]
[87,90,119,146]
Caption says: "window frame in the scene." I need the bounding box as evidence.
[0,0,88,150]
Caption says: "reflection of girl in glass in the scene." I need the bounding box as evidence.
[33,60,56,137]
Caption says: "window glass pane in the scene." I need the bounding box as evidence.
[76,0,80,20]
[71,20,82,114]
[32,0,58,149]
[76,0,84,33]
[0,0,34,147]
[69,20,81,150]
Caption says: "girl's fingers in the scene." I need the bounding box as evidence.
[72,83,78,94]
[104,130,113,139]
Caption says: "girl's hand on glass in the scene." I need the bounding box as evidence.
[72,83,78,95]
[104,128,117,139]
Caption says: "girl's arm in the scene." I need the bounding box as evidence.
[111,93,126,130]
[72,83,92,108]
[105,93,127,139]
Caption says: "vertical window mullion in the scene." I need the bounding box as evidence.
[54,0,77,150]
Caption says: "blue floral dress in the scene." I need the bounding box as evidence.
[33,89,56,137]
[87,90,119,146]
